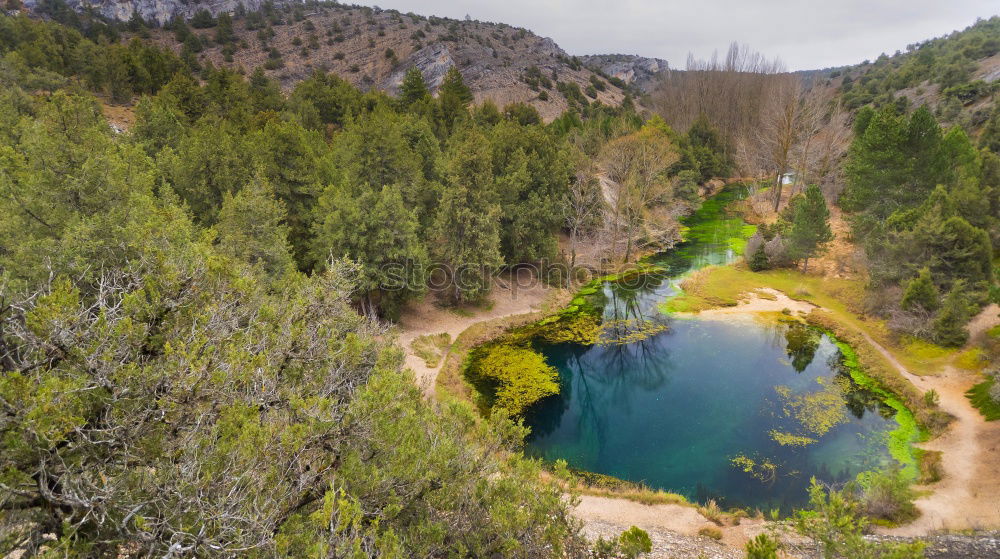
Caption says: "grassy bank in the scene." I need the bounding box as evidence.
[662,265,958,376]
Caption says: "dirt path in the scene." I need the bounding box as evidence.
[852,309,1000,535]
[396,277,557,396]
[574,495,768,555]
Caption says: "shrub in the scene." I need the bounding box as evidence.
[901,268,939,311]
[745,533,779,559]
[857,468,918,524]
[966,372,1000,421]
[932,282,972,347]
[190,9,216,28]
[795,480,925,558]
[749,246,769,272]
[698,526,723,540]
[618,526,652,558]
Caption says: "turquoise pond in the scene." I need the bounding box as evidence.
[523,187,901,512]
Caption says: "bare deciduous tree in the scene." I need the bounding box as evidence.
[599,127,680,262]
[562,164,605,271]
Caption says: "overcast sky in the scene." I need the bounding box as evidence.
[358,0,998,70]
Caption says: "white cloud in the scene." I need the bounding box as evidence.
[360,0,998,70]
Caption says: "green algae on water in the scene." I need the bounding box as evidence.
[832,338,924,480]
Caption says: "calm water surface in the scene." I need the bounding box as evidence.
[524,188,897,511]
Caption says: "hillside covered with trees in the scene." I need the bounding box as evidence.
[2,3,1000,558]
[21,0,635,120]
[0,11,746,557]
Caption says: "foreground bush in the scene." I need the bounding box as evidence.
[0,258,584,557]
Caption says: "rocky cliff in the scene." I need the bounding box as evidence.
[580,54,670,91]
[23,0,266,26]
[25,0,632,120]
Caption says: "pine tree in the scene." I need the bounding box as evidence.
[842,108,908,217]
[436,66,473,134]
[786,184,833,273]
[432,130,502,304]
[399,67,430,107]
[933,282,972,347]
[439,66,473,105]
[214,12,235,43]
[215,174,295,281]
[312,183,428,318]
[980,105,1000,154]
[901,267,940,312]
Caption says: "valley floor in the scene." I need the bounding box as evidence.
[394,232,1000,556]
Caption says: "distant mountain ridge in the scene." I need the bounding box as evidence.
[23,0,264,26]
[24,0,644,120]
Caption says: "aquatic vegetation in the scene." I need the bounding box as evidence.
[539,313,603,345]
[832,339,924,479]
[774,378,850,437]
[730,453,778,484]
[466,343,559,415]
[769,430,818,446]
[597,318,669,345]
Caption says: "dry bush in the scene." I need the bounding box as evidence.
[698,526,724,540]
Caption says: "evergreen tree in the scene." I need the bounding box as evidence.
[488,120,571,263]
[312,184,428,319]
[159,118,253,223]
[472,100,503,127]
[214,12,235,43]
[399,66,430,107]
[436,66,473,134]
[852,105,875,137]
[980,105,1000,154]
[901,267,940,312]
[748,245,769,272]
[432,130,503,303]
[686,113,730,181]
[439,66,473,105]
[933,282,973,347]
[215,174,296,281]
[786,184,833,273]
